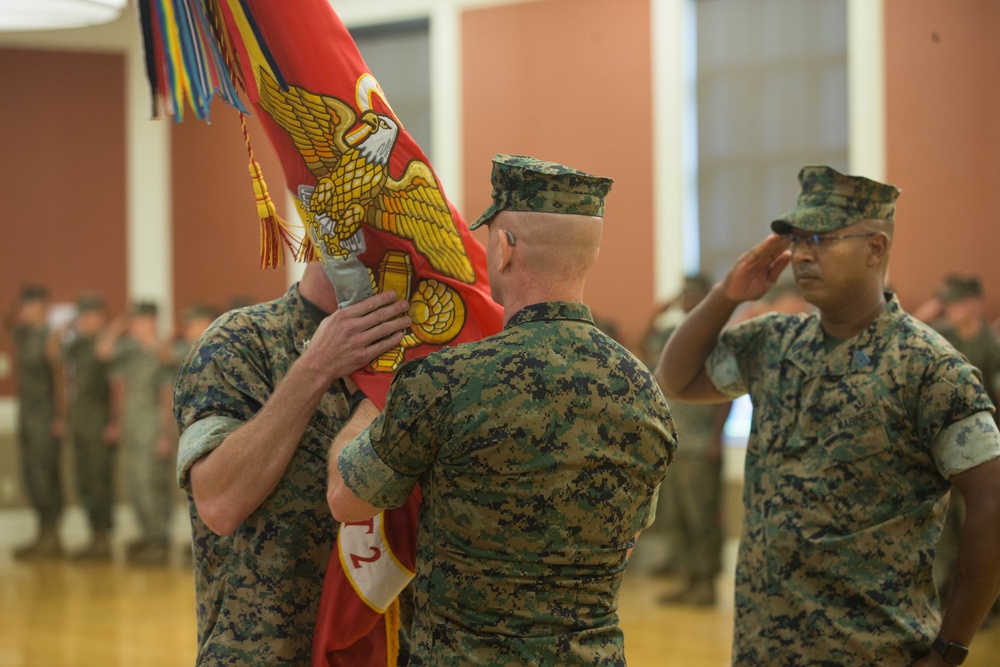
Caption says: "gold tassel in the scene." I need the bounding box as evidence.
[240,111,300,269]
[249,159,291,268]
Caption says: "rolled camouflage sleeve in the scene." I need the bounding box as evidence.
[173,312,271,490]
[338,423,419,509]
[338,358,450,508]
[705,315,777,399]
[931,412,1000,478]
[705,342,747,399]
[177,415,243,491]
[916,355,997,450]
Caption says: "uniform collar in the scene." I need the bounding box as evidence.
[504,302,594,330]
[784,292,904,377]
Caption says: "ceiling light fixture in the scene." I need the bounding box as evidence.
[0,0,127,32]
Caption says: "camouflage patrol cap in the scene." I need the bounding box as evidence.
[20,283,49,302]
[76,292,106,312]
[470,154,613,230]
[938,274,982,303]
[771,165,900,234]
[131,301,159,317]
[183,302,219,322]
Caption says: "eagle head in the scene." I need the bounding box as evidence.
[357,111,399,166]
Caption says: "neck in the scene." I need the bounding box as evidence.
[819,289,887,340]
[502,284,585,324]
[298,264,339,314]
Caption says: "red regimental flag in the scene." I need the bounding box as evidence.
[212,2,504,665]
[140,1,503,665]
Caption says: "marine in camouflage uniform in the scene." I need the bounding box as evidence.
[654,392,728,605]
[331,156,677,666]
[643,277,731,605]
[7,284,62,558]
[174,278,409,666]
[925,275,1000,610]
[656,166,1000,666]
[112,302,174,563]
[63,293,115,559]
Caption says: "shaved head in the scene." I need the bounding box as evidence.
[486,210,603,315]
[496,210,602,282]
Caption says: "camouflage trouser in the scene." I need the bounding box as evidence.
[71,405,115,532]
[17,408,62,523]
[124,420,173,543]
[658,455,723,578]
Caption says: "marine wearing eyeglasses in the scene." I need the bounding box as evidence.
[655,165,1000,666]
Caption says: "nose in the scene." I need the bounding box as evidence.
[789,239,815,262]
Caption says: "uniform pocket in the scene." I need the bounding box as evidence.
[814,415,898,533]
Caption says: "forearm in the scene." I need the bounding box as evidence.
[327,398,381,522]
[937,495,1000,646]
[190,360,336,534]
[655,284,739,400]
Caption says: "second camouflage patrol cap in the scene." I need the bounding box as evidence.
[470,154,614,230]
[76,293,106,312]
[20,283,49,301]
[771,165,900,234]
[131,301,159,317]
[938,274,982,303]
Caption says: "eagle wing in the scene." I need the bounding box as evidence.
[369,161,476,284]
[257,68,356,180]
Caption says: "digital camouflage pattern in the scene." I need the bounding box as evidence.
[65,334,114,531]
[771,165,900,234]
[704,293,1000,665]
[114,337,173,544]
[12,324,61,522]
[470,154,614,229]
[339,302,677,666]
[175,285,348,666]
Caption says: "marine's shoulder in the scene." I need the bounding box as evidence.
[887,311,964,362]
[199,297,290,346]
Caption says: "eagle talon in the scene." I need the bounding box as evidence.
[343,229,366,254]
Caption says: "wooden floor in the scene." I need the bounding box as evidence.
[1,552,999,666]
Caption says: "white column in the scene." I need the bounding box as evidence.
[651,0,688,301]
[428,5,464,211]
[847,0,886,180]
[124,10,172,332]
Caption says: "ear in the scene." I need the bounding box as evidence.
[867,231,890,266]
[497,227,514,272]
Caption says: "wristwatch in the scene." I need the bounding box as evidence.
[931,637,968,665]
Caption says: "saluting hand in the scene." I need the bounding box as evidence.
[721,234,792,304]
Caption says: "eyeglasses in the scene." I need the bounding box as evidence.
[781,232,877,249]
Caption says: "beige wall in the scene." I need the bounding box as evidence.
[461,0,656,349]
[884,0,1000,320]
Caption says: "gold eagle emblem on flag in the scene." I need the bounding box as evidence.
[257,68,476,284]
